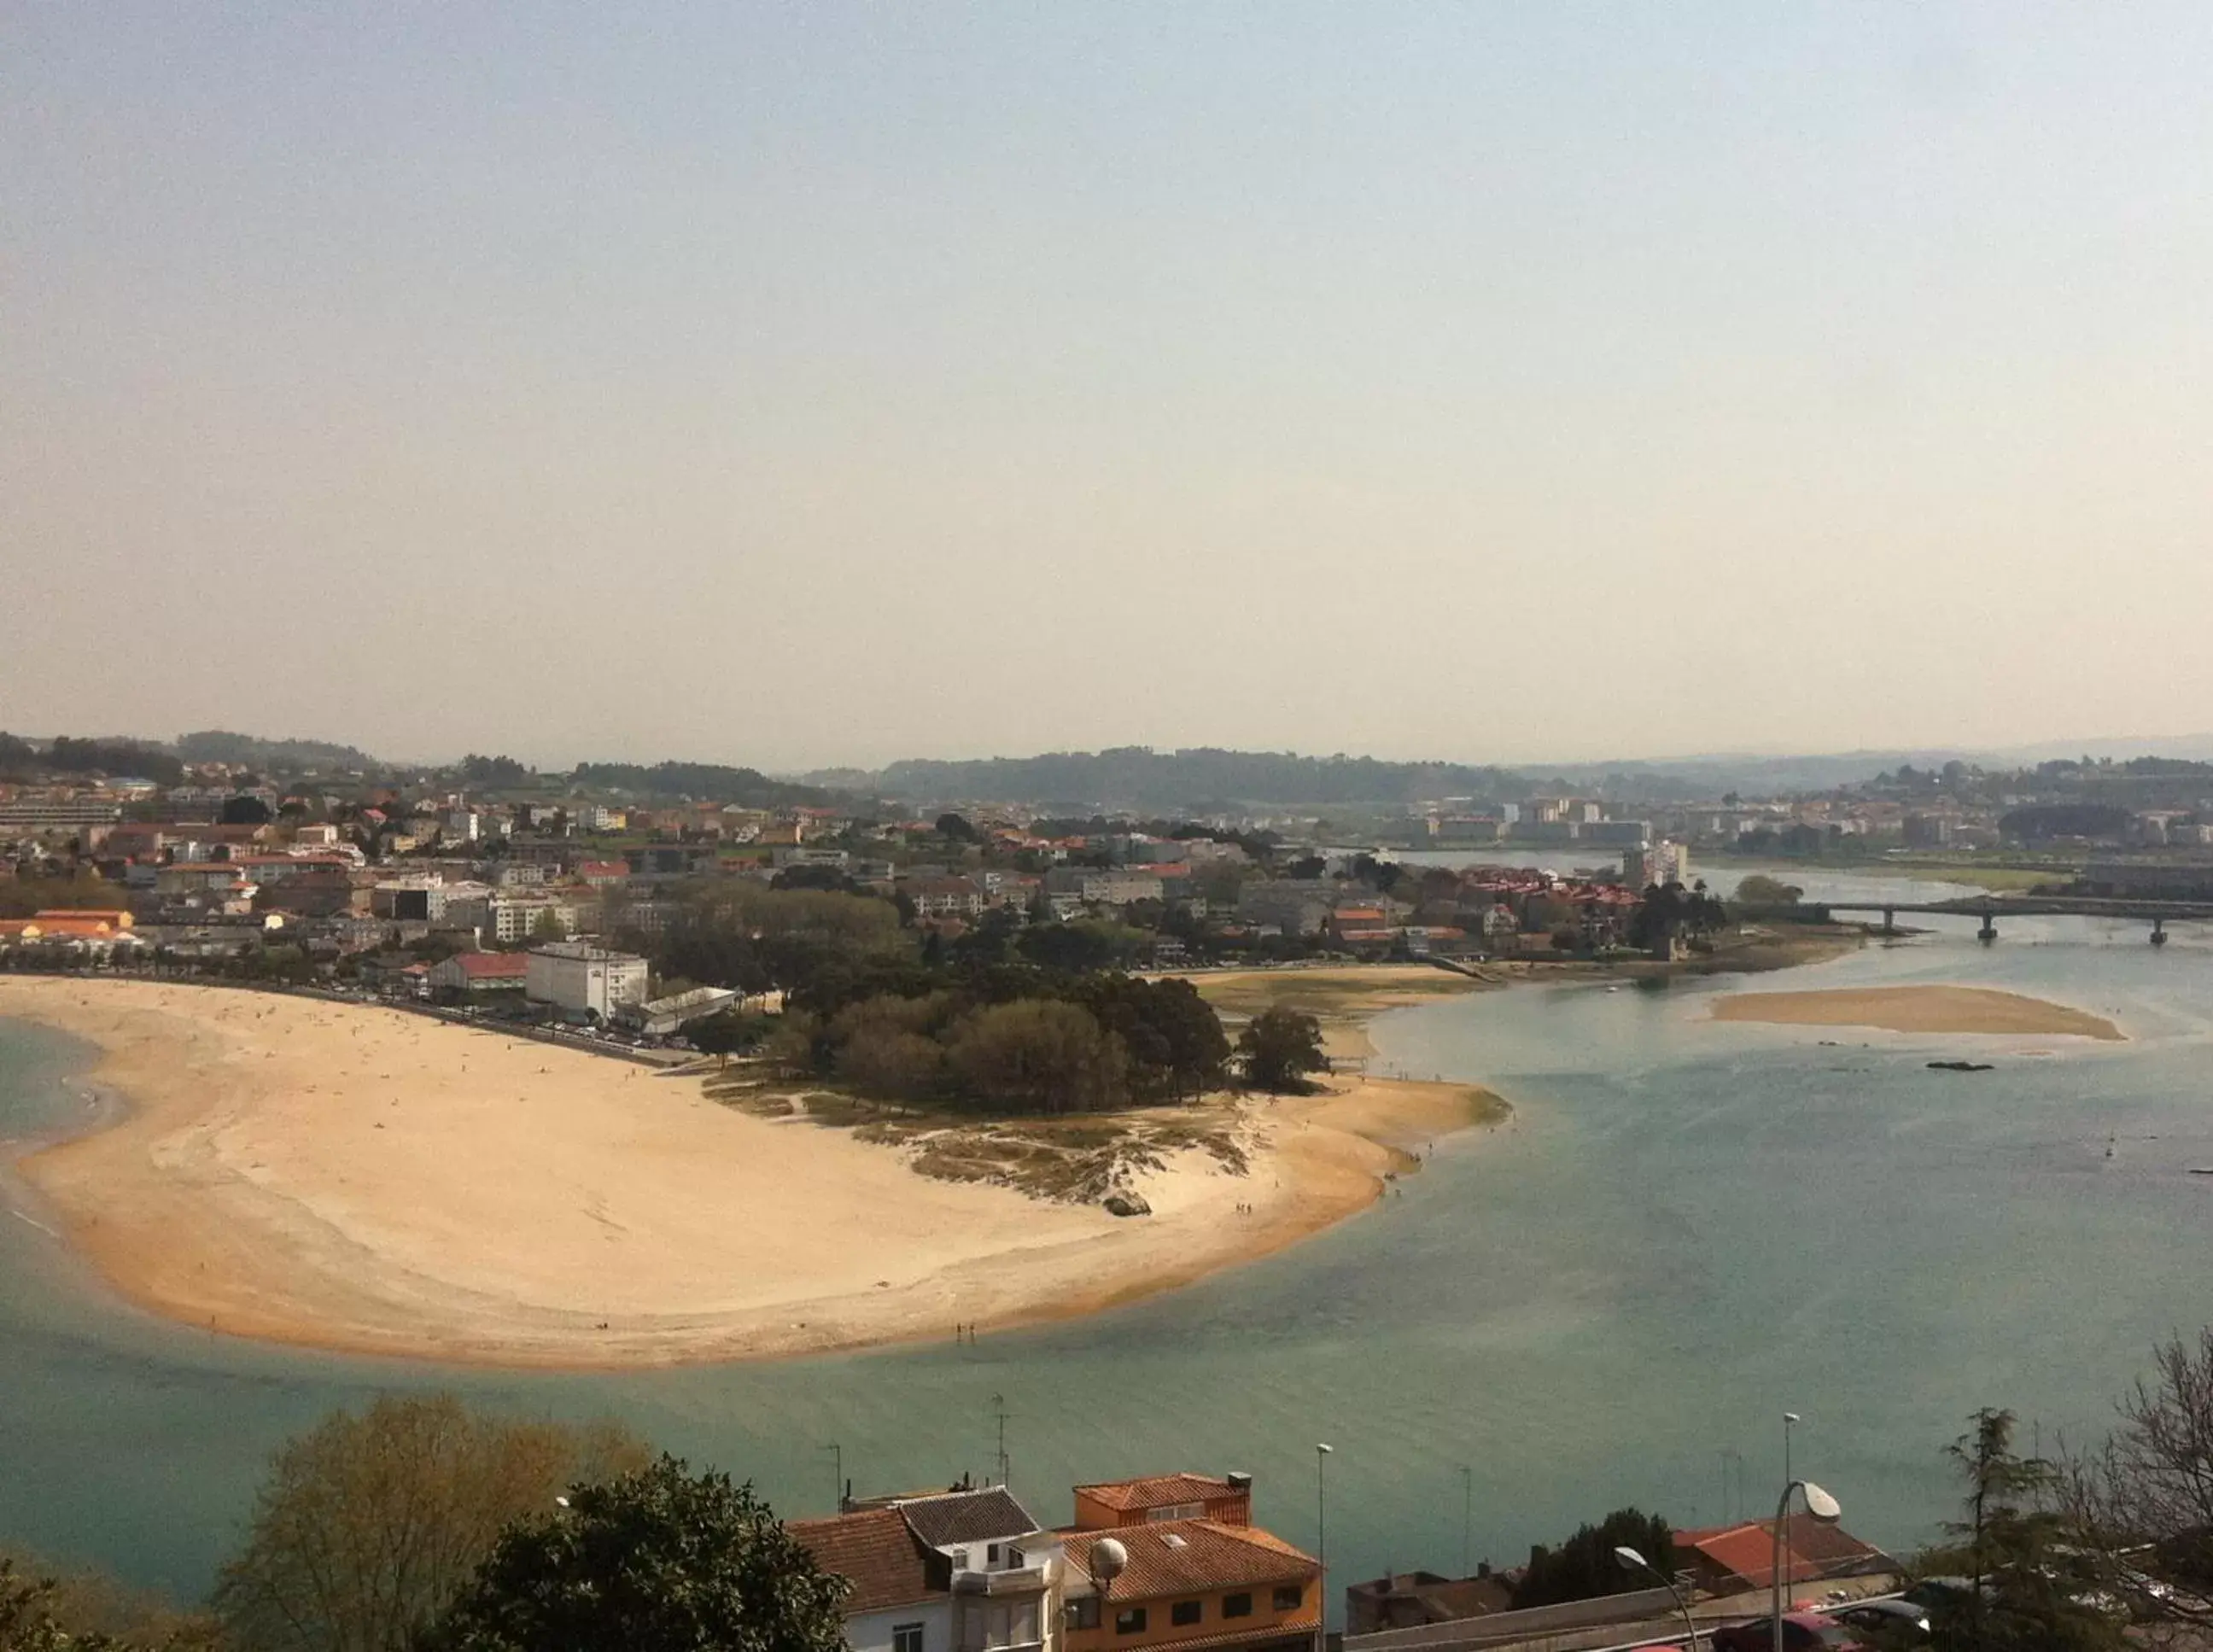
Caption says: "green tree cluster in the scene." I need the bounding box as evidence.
[782,972,1230,1115]
[1235,1007,1328,1093]
[419,1458,847,1652]
[1509,1509,1675,1611]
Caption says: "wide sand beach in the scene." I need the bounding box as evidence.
[0,977,1501,1369]
[1712,984,2123,1041]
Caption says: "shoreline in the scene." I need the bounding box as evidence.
[0,977,1506,1371]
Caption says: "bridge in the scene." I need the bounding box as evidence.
[1752,895,2213,946]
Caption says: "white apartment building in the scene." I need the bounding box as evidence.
[525,943,650,1019]
[791,1487,1060,1652]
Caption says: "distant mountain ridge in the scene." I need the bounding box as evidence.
[819,734,2213,810]
[861,748,1546,811]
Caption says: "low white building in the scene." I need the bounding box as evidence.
[619,986,739,1037]
[525,942,650,1020]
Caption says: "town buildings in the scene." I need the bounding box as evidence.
[791,1474,1318,1652]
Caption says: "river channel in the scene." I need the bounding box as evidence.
[3,864,2210,1611]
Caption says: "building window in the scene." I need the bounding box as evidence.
[1067,1599,1100,1631]
[896,1626,925,1652]
[1222,1594,1252,1619]
[1144,1503,1206,1523]
[1114,1608,1147,1635]
[1273,1586,1305,1612]
[1171,1602,1202,1626]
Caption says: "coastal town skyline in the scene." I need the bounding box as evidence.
[10,5,2213,1647]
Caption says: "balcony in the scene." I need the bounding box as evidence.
[951,1562,1050,1597]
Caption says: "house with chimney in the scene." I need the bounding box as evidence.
[1058,1473,1319,1652]
[790,1484,1061,1652]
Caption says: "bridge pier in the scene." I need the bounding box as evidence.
[2152,918,2168,947]
[1977,913,1999,945]
[1881,907,1896,936]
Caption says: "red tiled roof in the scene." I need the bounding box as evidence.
[1061,1520,1315,1601]
[1076,1474,1239,1512]
[449,952,528,978]
[787,1507,942,1614]
[1673,1516,1887,1591]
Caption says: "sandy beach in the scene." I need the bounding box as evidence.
[0,978,1501,1369]
[1712,984,2123,1041]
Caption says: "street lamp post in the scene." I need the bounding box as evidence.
[1460,1465,1473,1580]
[1315,1445,1333,1652]
[1614,1545,1700,1651]
[1771,1480,1841,1652]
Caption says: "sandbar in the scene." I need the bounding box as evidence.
[1711,984,2122,1041]
[0,978,1502,1369]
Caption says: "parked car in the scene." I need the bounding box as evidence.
[1833,1598,1930,1638]
[1710,1613,1866,1652]
[1899,1577,1979,1613]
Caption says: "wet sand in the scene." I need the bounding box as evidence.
[1711,984,2123,1041]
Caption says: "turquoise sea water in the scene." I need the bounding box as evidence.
[3,875,2210,1613]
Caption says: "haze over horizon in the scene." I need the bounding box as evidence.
[8,5,2210,770]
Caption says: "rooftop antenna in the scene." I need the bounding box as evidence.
[820,1442,842,1513]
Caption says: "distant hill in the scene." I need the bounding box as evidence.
[863,748,1546,812]
[175,729,380,773]
[569,760,842,809]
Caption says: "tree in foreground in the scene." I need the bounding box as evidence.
[418,1456,849,1652]
[213,1392,650,1652]
[2063,1327,2213,1637]
[1236,1007,1328,1093]
[1913,1407,2121,1652]
[0,1556,218,1651]
[1509,1509,1675,1610]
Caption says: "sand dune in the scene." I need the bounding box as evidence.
[1712,984,2122,1041]
[0,978,1498,1368]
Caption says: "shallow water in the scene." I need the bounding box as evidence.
[2,887,2209,1612]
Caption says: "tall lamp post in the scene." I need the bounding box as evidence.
[1315,1444,1333,1652]
[1459,1465,1473,1580]
[1771,1480,1841,1652]
[1614,1545,1699,1652]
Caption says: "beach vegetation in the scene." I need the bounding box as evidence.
[417,1456,846,1652]
[947,1000,1129,1115]
[1235,1007,1328,1093]
[212,1394,649,1652]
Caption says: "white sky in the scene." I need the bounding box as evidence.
[4,5,2210,770]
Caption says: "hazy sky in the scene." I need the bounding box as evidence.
[5,5,2210,772]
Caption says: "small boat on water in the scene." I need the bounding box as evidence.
[1927,1059,1995,1072]
[2189,1168,2213,1176]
